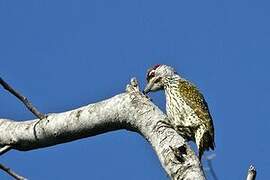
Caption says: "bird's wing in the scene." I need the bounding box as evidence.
[178,79,215,146]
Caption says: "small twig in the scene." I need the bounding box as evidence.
[0,163,27,180]
[0,145,12,156]
[0,77,46,119]
[246,165,256,180]
[206,154,218,180]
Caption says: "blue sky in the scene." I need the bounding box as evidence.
[0,0,269,179]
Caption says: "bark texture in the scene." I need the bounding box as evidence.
[0,78,205,180]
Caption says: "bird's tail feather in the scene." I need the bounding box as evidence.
[195,126,215,160]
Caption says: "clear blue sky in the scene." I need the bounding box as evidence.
[0,0,269,179]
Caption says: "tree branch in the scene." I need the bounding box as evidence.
[0,78,205,180]
[0,145,12,156]
[0,163,27,180]
[0,77,46,119]
[246,165,256,180]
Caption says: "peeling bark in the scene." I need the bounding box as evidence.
[0,78,205,180]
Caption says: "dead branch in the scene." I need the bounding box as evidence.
[0,78,205,180]
[0,77,46,119]
[0,163,27,180]
[246,165,256,180]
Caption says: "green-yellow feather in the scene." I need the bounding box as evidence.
[178,79,215,155]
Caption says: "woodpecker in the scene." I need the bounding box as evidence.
[143,64,215,160]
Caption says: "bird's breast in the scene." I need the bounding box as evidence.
[165,87,200,127]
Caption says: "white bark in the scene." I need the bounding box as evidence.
[0,78,205,180]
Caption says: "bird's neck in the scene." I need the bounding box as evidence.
[163,74,181,102]
[162,75,183,120]
[163,74,181,89]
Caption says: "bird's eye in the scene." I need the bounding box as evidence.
[155,77,162,82]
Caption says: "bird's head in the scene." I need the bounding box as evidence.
[143,64,176,94]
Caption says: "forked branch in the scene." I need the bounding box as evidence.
[0,78,205,180]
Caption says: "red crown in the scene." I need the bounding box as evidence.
[153,64,161,70]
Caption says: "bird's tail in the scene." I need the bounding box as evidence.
[195,126,215,160]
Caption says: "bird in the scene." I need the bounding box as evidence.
[143,64,215,160]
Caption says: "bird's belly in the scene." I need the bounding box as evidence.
[166,96,200,138]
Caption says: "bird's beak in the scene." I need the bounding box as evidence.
[143,79,155,94]
[143,86,150,94]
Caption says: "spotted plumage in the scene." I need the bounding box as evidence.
[144,64,215,160]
